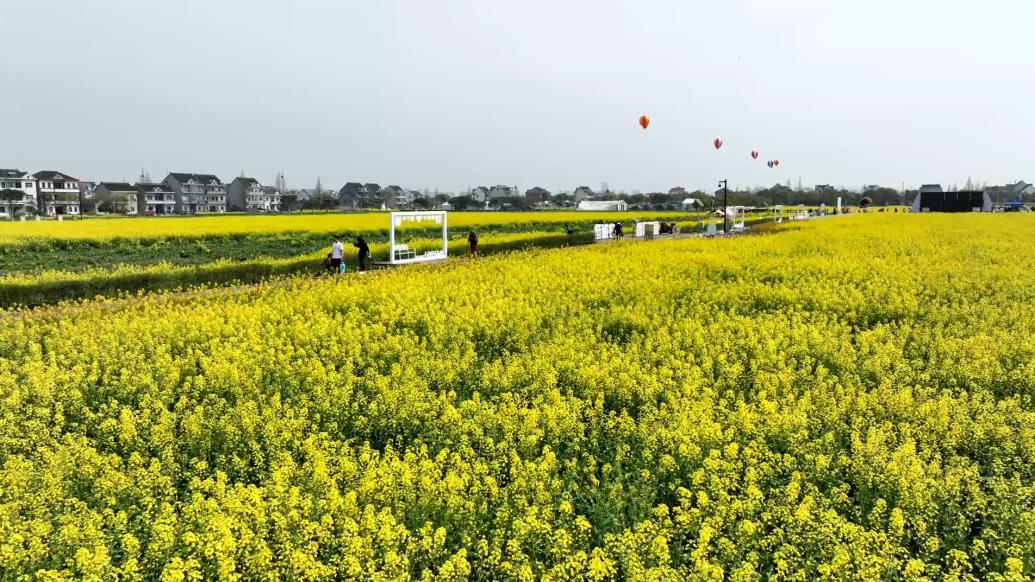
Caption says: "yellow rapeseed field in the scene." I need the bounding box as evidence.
[1,214,1034,579]
[0,211,699,242]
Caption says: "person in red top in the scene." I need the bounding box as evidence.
[467,229,479,257]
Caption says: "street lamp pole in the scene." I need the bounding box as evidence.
[718,179,728,234]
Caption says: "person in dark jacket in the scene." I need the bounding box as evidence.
[612,222,624,238]
[354,236,370,271]
[467,230,479,257]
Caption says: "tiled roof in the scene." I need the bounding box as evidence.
[97,182,136,192]
[33,170,78,181]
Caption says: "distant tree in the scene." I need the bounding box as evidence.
[280,194,299,211]
[500,196,532,211]
[864,187,901,206]
[0,189,24,201]
[413,197,434,209]
[551,193,575,206]
[450,195,475,211]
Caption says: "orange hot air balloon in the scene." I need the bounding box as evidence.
[751,150,759,159]
[639,115,650,129]
[714,138,723,149]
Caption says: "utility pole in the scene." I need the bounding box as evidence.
[719,179,729,234]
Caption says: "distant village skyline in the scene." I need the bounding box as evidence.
[3,163,1030,197]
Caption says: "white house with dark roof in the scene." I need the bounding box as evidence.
[261,186,281,212]
[0,169,37,218]
[163,173,226,213]
[228,177,278,212]
[135,182,176,215]
[93,182,138,214]
[468,186,489,202]
[33,170,81,216]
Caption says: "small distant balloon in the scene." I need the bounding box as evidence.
[773,160,780,167]
[767,160,774,168]
[639,115,650,129]
[751,150,759,160]
[714,138,723,150]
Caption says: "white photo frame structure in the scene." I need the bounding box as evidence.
[732,207,747,230]
[635,221,661,238]
[388,211,448,265]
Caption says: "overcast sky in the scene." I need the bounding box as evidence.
[2,0,1032,194]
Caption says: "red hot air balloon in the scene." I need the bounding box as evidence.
[767,160,774,168]
[714,138,723,150]
[639,115,650,129]
[751,150,759,160]
[773,160,780,167]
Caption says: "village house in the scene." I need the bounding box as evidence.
[488,185,518,199]
[163,173,226,213]
[573,186,595,202]
[338,182,364,209]
[93,182,139,214]
[228,177,279,212]
[525,186,550,203]
[986,181,1034,202]
[0,169,37,218]
[381,185,409,207]
[33,170,81,216]
[135,182,177,215]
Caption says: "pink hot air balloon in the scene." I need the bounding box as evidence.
[714,138,723,150]
[773,160,780,167]
[751,150,759,160]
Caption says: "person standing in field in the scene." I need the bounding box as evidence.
[354,236,370,271]
[612,222,624,238]
[330,235,344,274]
[468,229,479,257]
